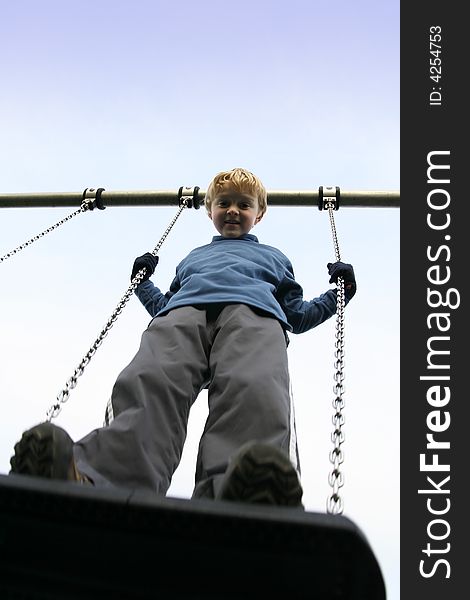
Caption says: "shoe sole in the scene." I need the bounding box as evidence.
[218,442,303,507]
[10,422,75,480]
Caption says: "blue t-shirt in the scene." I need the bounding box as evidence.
[135,234,339,334]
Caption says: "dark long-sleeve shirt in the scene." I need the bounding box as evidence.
[136,233,340,334]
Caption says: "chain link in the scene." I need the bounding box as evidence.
[0,202,92,263]
[326,203,347,515]
[46,200,188,421]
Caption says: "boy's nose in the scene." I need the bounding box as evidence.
[227,205,239,215]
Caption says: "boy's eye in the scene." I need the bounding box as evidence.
[215,199,253,209]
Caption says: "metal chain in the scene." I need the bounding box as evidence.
[325,202,346,515]
[46,200,188,421]
[0,202,91,263]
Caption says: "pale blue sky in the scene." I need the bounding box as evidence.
[1,1,399,598]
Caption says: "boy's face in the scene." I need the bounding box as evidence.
[209,184,263,238]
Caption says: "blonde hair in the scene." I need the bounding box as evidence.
[205,168,267,217]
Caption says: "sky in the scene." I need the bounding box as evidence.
[0,1,399,598]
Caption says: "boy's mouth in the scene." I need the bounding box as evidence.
[224,220,240,225]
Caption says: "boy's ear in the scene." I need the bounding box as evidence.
[255,213,264,224]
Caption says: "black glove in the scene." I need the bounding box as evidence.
[131,252,159,282]
[327,261,356,300]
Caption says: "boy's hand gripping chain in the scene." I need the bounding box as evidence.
[0,188,106,263]
[319,186,346,516]
[45,187,199,421]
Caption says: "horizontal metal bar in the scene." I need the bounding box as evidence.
[0,189,399,209]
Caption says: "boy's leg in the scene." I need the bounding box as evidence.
[193,304,300,499]
[73,306,210,494]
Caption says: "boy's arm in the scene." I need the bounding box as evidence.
[276,261,356,334]
[131,253,181,317]
[135,276,181,317]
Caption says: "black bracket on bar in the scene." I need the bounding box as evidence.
[82,187,106,210]
[178,186,201,209]
[318,186,340,211]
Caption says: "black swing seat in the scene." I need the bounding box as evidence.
[0,473,385,600]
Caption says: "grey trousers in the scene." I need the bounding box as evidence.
[74,304,299,498]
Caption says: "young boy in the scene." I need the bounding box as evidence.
[10,168,356,507]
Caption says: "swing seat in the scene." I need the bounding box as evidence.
[0,474,385,599]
